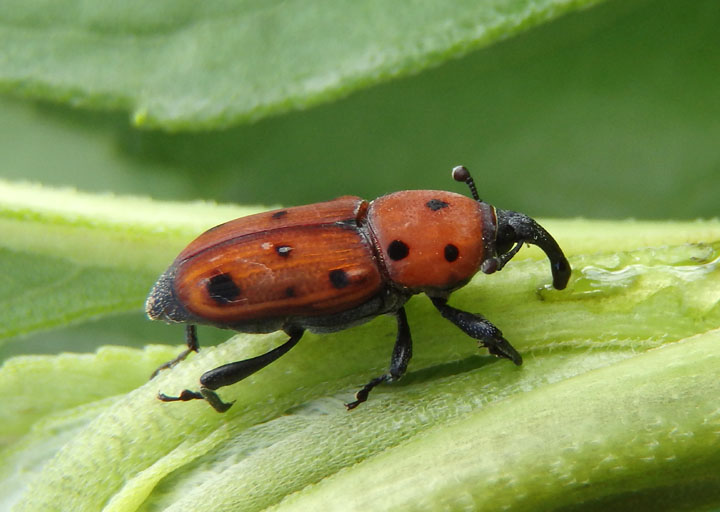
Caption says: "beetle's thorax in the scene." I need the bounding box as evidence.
[366,190,497,295]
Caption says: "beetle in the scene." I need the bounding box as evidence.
[146,166,571,412]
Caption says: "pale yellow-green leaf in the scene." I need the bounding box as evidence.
[1,213,718,511]
[0,180,261,341]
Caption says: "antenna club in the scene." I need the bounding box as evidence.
[451,165,481,201]
[452,165,470,183]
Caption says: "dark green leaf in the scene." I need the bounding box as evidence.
[0,0,601,129]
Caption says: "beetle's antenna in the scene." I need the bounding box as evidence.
[452,165,481,201]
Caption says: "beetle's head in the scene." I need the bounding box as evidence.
[145,267,191,323]
[452,165,571,290]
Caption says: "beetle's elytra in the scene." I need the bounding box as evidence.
[147,166,571,412]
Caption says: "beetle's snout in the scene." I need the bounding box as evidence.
[493,208,571,290]
[145,269,189,323]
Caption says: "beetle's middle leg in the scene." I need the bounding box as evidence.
[158,328,304,413]
[150,325,200,379]
[430,297,523,366]
[346,307,412,410]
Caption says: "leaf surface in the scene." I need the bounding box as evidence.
[0,0,601,129]
[1,185,718,510]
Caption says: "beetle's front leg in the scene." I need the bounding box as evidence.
[158,328,304,413]
[346,307,412,410]
[430,297,522,365]
[150,325,200,379]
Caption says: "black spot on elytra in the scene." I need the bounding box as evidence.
[207,273,240,304]
[329,269,350,289]
[276,245,293,257]
[444,244,459,262]
[272,210,288,219]
[426,199,449,211]
[285,286,296,298]
[387,240,409,261]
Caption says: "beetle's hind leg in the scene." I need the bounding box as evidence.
[431,297,522,365]
[346,307,412,410]
[158,328,304,413]
[150,325,200,379]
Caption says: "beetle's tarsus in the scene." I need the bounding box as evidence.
[149,348,194,379]
[149,325,200,379]
[483,337,523,366]
[157,388,234,413]
[158,389,204,402]
[346,307,412,410]
[346,376,387,410]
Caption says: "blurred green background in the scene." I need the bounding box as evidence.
[1,0,718,359]
[2,0,718,219]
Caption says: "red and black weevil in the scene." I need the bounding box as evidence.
[146,166,571,412]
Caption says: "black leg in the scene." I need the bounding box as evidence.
[430,297,523,365]
[150,325,200,379]
[346,307,412,410]
[158,328,304,413]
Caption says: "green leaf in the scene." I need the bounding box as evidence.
[0,180,260,341]
[0,0,601,130]
[1,184,718,510]
[3,0,718,221]
[272,329,720,511]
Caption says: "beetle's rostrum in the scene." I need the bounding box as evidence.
[147,166,571,412]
